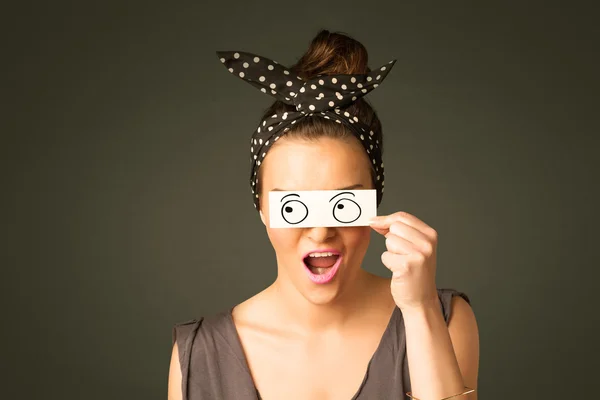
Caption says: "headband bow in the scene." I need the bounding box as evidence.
[216,50,396,210]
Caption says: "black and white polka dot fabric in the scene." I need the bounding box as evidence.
[216,50,396,211]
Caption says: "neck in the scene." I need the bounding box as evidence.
[267,265,377,334]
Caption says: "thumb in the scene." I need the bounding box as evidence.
[368,217,390,236]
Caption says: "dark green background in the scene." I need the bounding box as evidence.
[4,1,598,399]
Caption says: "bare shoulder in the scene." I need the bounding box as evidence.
[448,294,478,334]
[231,288,270,326]
[450,294,475,317]
[232,284,298,332]
[168,342,183,400]
[447,294,480,397]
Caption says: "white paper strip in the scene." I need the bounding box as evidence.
[268,189,377,228]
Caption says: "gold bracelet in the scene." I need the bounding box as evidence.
[405,386,475,400]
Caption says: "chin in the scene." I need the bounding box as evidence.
[295,261,354,306]
[299,285,343,306]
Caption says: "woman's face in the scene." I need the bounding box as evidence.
[259,135,374,305]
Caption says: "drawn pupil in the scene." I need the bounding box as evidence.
[332,198,362,224]
[285,206,293,213]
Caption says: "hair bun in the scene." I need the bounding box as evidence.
[292,30,369,80]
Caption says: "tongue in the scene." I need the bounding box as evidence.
[305,255,338,268]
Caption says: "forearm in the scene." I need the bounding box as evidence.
[403,300,470,400]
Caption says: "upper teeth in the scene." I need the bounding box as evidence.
[308,252,335,257]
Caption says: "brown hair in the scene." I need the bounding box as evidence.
[256,29,384,202]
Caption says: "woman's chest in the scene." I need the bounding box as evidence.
[239,330,382,400]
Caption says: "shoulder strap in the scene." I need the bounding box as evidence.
[437,288,471,324]
[172,318,204,400]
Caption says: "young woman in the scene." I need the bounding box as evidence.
[168,30,479,400]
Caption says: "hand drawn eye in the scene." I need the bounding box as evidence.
[281,200,309,225]
[332,198,361,223]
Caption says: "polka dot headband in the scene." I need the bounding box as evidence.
[216,50,397,210]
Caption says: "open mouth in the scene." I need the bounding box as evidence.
[302,250,342,284]
[303,252,339,274]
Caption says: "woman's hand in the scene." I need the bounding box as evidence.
[369,212,439,313]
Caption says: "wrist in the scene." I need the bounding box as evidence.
[399,296,441,318]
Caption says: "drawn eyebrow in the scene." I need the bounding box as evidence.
[280,193,300,202]
[329,191,355,202]
[272,184,363,192]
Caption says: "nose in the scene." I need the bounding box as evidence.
[306,226,336,243]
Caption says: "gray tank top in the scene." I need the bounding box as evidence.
[172,288,470,399]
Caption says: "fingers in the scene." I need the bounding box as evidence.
[370,211,436,241]
[369,225,390,236]
[371,220,432,250]
[381,251,417,276]
[388,220,427,244]
[385,233,415,255]
[381,249,428,274]
[381,250,405,272]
